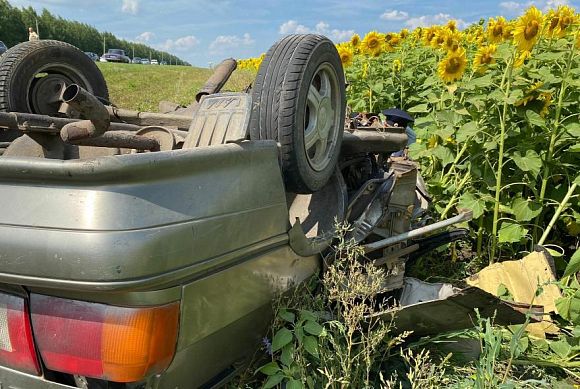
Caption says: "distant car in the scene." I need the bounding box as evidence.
[141,58,150,65]
[84,52,99,61]
[132,57,142,64]
[100,49,130,63]
[161,61,167,65]
[0,41,7,56]
[151,59,159,65]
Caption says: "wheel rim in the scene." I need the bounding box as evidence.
[26,64,92,115]
[303,63,341,172]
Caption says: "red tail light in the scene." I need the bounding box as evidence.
[0,292,41,375]
[30,294,179,382]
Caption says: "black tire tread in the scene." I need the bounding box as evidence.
[0,40,108,113]
[249,34,345,193]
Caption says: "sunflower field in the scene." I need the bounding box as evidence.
[235,6,580,387]
[240,6,580,266]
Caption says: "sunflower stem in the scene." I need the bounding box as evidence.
[533,35,577,242]
[476,215,484,259]
[490,50,515,263]
[538,183,578,246]
[440,171,470,219]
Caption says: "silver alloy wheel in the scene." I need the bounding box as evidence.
[304,63,341,172]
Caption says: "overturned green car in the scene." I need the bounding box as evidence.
[0,35,464,388]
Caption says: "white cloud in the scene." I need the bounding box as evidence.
[135,31,154,42]
[161,35,200,51]
[544,0,569,9]
[121,0,139,15]
[209,33,255,52]
[405,13,468,29]
[279,20,354,42]
[380,10,409,21]
[500,0,569,14]
[279,20,311,34]
[499,1,524,10]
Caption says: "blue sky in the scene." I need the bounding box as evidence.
[8,0,579,67]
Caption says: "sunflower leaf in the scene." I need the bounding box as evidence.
[511,197,542,222]
[498,222,527,243]
[526,110,545,127]
[511,149,542,176]
[456,121,479,143]
[408,103,429,113]
[564,122,580,137]
[563,248,580,278]
[458,192,486,219]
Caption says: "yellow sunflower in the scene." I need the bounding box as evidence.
[437,48,467,83]
[514,49,531,68]
[545,9,560,37]
[337,44,354,67]
[539,92,552,117]
[430,28,447,49]
[488,17,509,43]
[383,42,395,53]
[503,21,515,40]
[443,29,463,52]
[350,34,361,48]
[361,31,384,56]
[390,33,402,46]
[423,26,439,46]
[515,81,544,106]
[392,59,402,72]
[400,28,410,39]
[446,20,458,32]
[513,6,544,52]
[549,6,578,38]
[466,26,483,43]
[473,44,497,72]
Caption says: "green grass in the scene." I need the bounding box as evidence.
[97,63,255,112]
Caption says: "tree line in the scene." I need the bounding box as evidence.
[0,0,189,65]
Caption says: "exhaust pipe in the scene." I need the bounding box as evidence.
[60,84,110,142]
[195,58,237,102]
[59,85,160,151]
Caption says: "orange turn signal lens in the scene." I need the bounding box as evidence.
[31,294,180,382]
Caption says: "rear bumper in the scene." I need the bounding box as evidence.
[0,365,74,389]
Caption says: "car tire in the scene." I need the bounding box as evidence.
[249,34,346,194]
[0,40,109,116]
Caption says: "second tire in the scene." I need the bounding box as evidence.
[250,34,346,194]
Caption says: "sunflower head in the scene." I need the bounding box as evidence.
[423,26,438,46]
[545,9,559,36]
[539,92,552,117]
[337,44,354,67]
[392,59,402,72]
[514,49,532,68]
[513,6,544,52]
[430,28,447,49]
[437,48,467,83]
[546,6,578,38]
[350,33,361,47]
[503,21,515,40]
[443,30,462,52]
[473,44,497,72]
[400,28,410,39]
[488,17,508,43]
[446,20,458,32]
[361,31,384,56]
